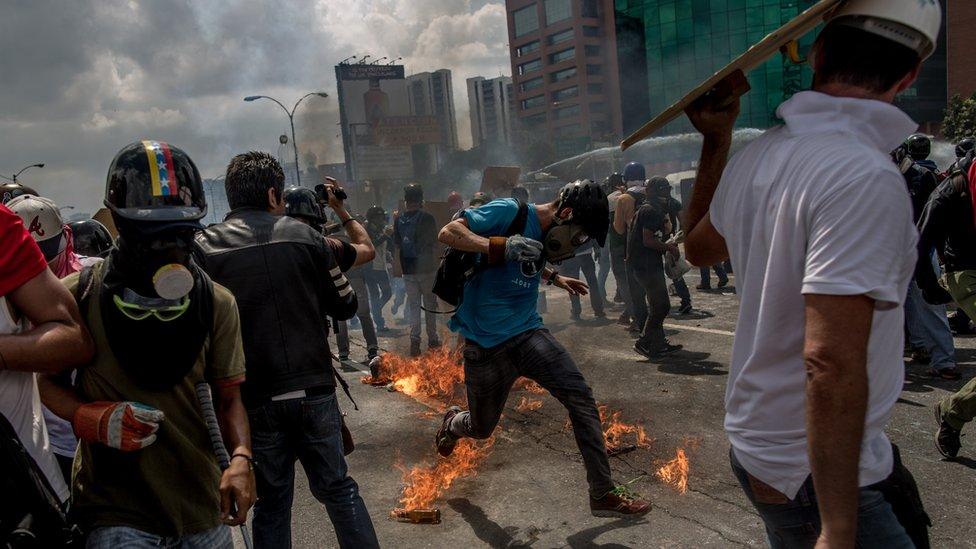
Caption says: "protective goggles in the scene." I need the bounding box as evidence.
[113,293,190,322]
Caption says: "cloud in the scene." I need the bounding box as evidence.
[0,0,508,214]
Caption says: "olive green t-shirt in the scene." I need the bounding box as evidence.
[63,264,246,536]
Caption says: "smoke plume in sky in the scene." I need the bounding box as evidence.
[0,0,509,214]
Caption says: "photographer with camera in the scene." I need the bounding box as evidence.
[194,154,378,548]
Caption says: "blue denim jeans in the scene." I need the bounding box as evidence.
[248,393,378,549]
[86,525,231,549]
[595,244,611,302]
[729,449,913,549]
[362,269,392,329]
[905,279,956,370]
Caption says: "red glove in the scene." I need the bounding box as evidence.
[73,401,165,451]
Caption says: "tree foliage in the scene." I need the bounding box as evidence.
[943,93,976,143]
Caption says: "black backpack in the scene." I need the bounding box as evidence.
[0,412,82,547]
[432,200,529,308]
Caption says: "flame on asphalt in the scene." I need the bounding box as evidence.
[656,448,690,494]
[395,437,496,510]
[598,404,653,452]
[515,396,544,412]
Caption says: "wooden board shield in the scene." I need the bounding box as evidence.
[620,0,844,150]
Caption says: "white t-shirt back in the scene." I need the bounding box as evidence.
[0,296,70,501]
[711,91,918,498]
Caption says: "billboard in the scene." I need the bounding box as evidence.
[336,63,441,180]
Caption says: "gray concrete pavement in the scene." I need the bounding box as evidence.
[239,272,976,548]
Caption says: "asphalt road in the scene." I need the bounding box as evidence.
[235,271,976,548]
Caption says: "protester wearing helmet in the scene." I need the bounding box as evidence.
[394,183,441,357]
[627,177,683,358]
[683,0,941,545]
[195,154,377,548]
[432,179,650,518]
[37,141,254,547]
[282,186,325,230]
[364,205,395,333]
[0,182,38,205]
[68,219,114,259]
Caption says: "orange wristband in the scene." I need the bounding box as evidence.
[487,237,507,265]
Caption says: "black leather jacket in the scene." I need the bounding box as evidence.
[193,208,357,407]
[916,175,976,290]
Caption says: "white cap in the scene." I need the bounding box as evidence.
[7,195,65,259]
[830,0,942,59]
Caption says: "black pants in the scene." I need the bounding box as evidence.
[561,254,605,316]
[699,264,728,287]
[628,260,669,349]
[448,329,614,498]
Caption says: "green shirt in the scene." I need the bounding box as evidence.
[63,264,246,536]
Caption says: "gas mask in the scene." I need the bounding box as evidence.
[113,224,198,319]
[543,223,590,264]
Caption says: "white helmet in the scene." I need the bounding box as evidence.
[829,0,942,59]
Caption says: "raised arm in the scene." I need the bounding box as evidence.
[324,179,375,266]
[682,92,739,267]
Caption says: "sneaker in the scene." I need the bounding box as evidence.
[676,303,693,315]
[633,342,654,360]
[927,367,962,381]
[337,354,349,362]
[429,340,442,350]
[616,314,631,326]
[590,485,651,518]
[934,402,962,459]
[410,341,421,357]
[571,312,582,321]
[650,341,683,356]
[695,283,711,291]
[436,406,462,458]
[911,348,931,365]
[594,310,607,319]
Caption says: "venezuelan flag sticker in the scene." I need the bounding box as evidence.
[141,140,179,198]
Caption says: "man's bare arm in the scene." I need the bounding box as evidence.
[214,383,256,526]
[642,228,674,254]
[683,92,739,266]
[38,373,84,420]
[804,293,873,548]
[1,268,93,373]
[613,194,634,236]
[438,218,490,253]
[324,181,375,266]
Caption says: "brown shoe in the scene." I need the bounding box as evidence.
[590,486,651,518]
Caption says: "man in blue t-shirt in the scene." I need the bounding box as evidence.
[435,180,651,518]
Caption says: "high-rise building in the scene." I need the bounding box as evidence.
[947,0,976,100]
[407,69,458,173]
[506,0,623,160]
[467,76,516,148]
[614,0,950,137]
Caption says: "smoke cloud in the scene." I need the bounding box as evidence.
[0,0,508,214]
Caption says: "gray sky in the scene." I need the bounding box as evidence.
[0,0,510,214]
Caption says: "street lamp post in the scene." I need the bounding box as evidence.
[0,163,45,184]
[243,92,329,186]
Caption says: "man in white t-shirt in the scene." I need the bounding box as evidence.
[683,1,942,547]
[0,204,94,504]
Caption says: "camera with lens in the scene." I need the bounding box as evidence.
[314,177,348,204]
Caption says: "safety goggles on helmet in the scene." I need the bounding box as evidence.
[113,290,190,322]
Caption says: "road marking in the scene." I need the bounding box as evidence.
[664,323,735,337]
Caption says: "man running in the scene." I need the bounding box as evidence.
[434,180,650,517]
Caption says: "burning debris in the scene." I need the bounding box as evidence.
[362,347,466,407]
[394,437,496,517]
[515,396,544,412]
[656,448,690,494]
[392,508,441,525]
[514,378,546,394]
[598,404,653,456]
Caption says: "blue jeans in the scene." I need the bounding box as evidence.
[561,253,605,316]
[248,393,378,549]
[905,279,956,370]
[86,525,231,549]
[730,449,913,549]
[595,244,611,302]
[362,269,392,329]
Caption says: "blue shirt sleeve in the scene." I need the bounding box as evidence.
[462,198,519,237]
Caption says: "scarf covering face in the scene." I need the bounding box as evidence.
[99,236,212,391]
[49,225,83,278]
